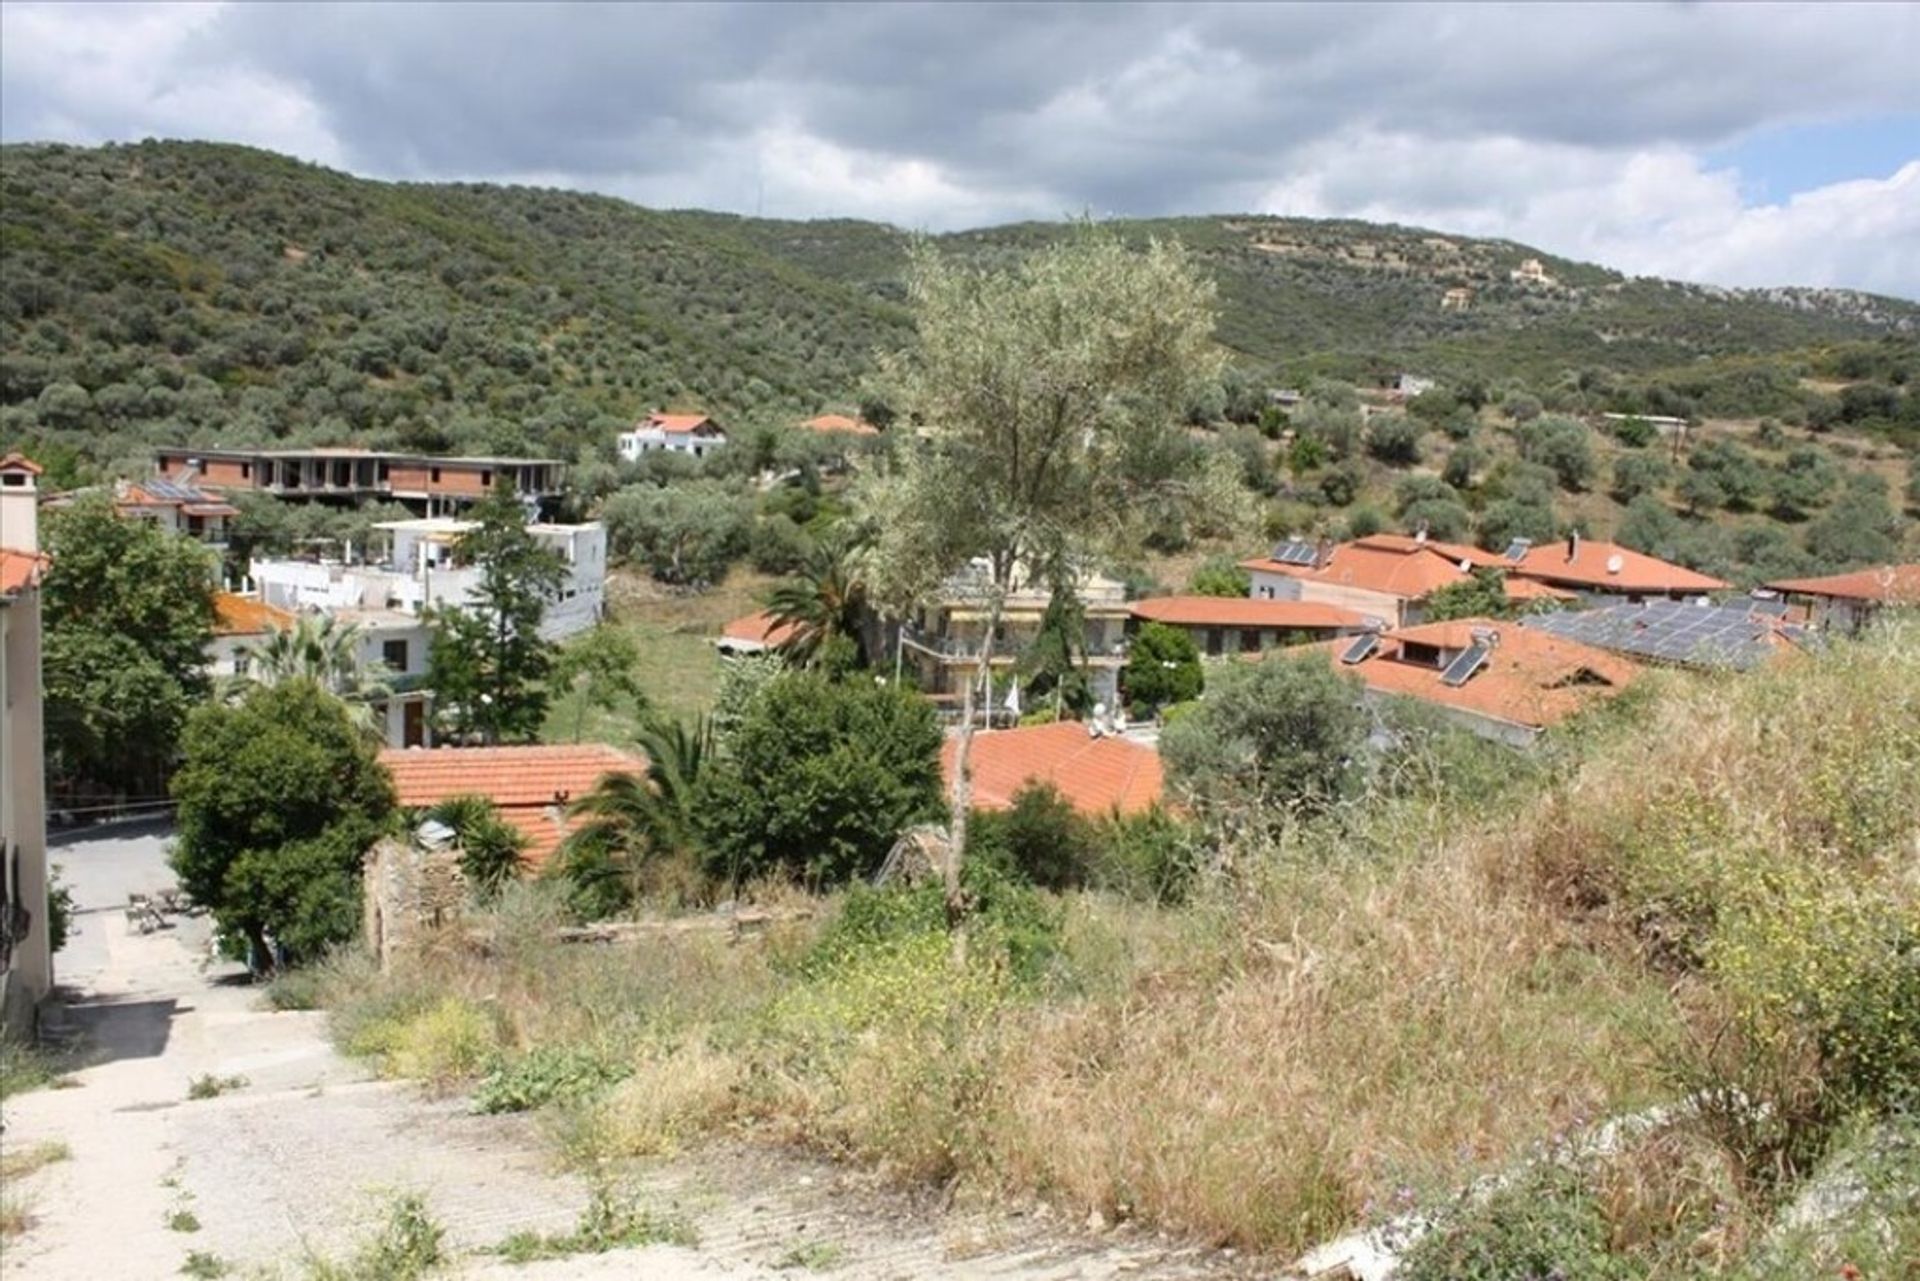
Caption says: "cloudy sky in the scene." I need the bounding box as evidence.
[4,1,1917,297]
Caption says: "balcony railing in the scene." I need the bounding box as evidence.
[899,624,1128,663]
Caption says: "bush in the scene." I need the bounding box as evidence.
[1122,622,1203,714]
[1089,808,1196,904]
[1161,652,1366,817]
[968,782,1095,891]
[473,1044,632,1114]
[1318,462,1362,507]
[1609,452,1672,504]
[1187,556,1251,598]
[1396,1162,1629,1281]
[1343,503,1387,538]
[1610,414,1658,447]
[1516,415,1595,491]
[1364,414,1422,465]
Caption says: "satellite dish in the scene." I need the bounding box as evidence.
[1605,554,1625,575]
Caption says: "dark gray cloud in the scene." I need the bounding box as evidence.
[3,2,1916,293]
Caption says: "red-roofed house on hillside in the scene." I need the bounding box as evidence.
[715,609,801,657]
[1766,564,1920,633]
[1495,532,1727,601]
[1127,595,1372,657]
[619,411,728,461]
[379,744,646,869]
[1311,616,1640,747]
[1,453,52,1036]
[113,476,239,548]
[1242,534,1476,627]
[942,721,1164,817]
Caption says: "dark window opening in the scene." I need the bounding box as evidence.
[1400,641,1444,668]
[382,639,409,671]
[1241,629,1262,653]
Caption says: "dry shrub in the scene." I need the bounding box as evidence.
[1594,1125,1756,1270]
[585,1038,745,1159]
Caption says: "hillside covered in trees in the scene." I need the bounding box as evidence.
[4,139,1918,485]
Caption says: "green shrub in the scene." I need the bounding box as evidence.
[1396,1163,1630,1281]
[968,782,1095,891]
[473,1044,632,1115]
[1089,807,1196,904]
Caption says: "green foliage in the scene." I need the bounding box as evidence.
[179,1252,229,1278]
[1343,503,1388,539]
[186,1073,246,1100]
[168,681,395,966]
[426,482,567,744]
[1442,443,1490,491]
[1089,807,1197,905]
[1422,569,1519,623]
[490,1185,695,1261]
[1476,496,1558,551]
[1122,621,1203,714]
[302,1192,445,1281]
[1804,471,1901,569]
[765,528,869,669]
[1364,413,1422,465]
[1187,555,1251,598]
[39,494,216,799]
[1318,462,1362,507]
[1687,437,1771,512]
[46,865,74,953]
[696,673,943,886]
[1161,652,1365,817]
[423,795,528,897]
[602,480,752,586]
[968,782,1095,891]
[473,1044,632,1115]
[1515,415,1596,491]
[549,625,648,743]
[1609,451,1673,504]
[1609,413,1658,447]
[1018,585,1093,715]
[1396,1162,1629,1281]
[552,717,714,915]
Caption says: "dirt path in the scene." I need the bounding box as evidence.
[1,827,1260,1280]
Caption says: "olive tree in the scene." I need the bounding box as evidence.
[859,225,1224,932]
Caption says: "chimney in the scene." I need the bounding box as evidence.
[0,452,42,554]
[1315,536,1334,569]
[1566,529,1580,563]
[1415,520,1429,545]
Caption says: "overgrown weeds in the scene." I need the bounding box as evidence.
[298,1192,445,1281]
[0,1139,71,1180]
[486,1183,695,1262]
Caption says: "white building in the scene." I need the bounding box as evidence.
[1,453,52,1038]
[618,411,727,461]
[249,517,606,643]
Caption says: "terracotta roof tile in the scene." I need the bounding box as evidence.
[943,721,1163,817]
[802,414,880,436]
[213,592,296,637]
[1309,616,1640,733]
[1241,538,1471,601]
[645,412,718,435]
[1129,595,1371,630]
[1,549,48,595]
[1767,564,1920,605]
[379,744,646,868]
[717,609,800,650]
[1509,539,1726,594]
[0,452,44,475]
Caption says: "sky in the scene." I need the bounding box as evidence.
[3,1,1917,298]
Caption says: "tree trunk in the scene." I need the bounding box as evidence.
[944,589,1004,967]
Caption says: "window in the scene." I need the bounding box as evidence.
[430,467,442,483]
[1241,629,1262,653]
[382,639,409,671]
[1206,627,1224,656]
[480,469,492,487]
[233,654,251,679]
[240,463,251,480]
[1401,641,1444,668]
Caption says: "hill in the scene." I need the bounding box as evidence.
[4,139,1918,483]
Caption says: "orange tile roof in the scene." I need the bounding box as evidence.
[803,414,879,436]
[1310,617,1640,733]
[645,412,718,435]
[943,721,1164,817]
[0,452,44,475]
[1129,595,1371,630]
[213,592,296,637]
[1509,539,1726,594]
[1241,537,1471,601]
[1503,576,1579,602]
[379,744,646,867]
[718,609,801,649]
[1766,564,1920,605]
[1,549,49,595]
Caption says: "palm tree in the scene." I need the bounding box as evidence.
[556,717,713,912]
[247,614,394,738]
[765,529,868,669]
[423,794,529,898]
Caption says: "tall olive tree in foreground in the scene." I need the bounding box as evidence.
[860,225,1225,935]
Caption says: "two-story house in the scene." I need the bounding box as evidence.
[1,454,52,1037]
[618,412,728,461]
[153,447,565,517]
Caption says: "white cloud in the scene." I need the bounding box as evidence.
[1258,131,1920,295]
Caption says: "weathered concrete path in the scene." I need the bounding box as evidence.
[2,825,1253,1280]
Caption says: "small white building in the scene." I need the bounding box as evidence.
[249,517,606,643]
[618,411,727,461]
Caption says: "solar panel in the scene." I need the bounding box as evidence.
[1439,644,1489,687]
[1523,601,1796,671]
[1504,537,1532,562]
[1339,633,1378,664]
[1271,538,1318,566]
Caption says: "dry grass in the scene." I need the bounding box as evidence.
[0,1139,71,1181]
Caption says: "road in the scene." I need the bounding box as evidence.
[2,823,1256,1279]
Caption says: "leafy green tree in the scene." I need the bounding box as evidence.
[1610,453,1673,504]
[1161,653,1365,819]
[1345,504,1388,538]
[169,681,395,968]
[427,483,567,744]
[1443,444,1490,491]
[1516,416,1595,491]
[1687,438,1770,512]
[248,614,393,738]
[859,225,1222,917]
[1319,462,1362,507]
[1123,622,1203,714]
[40,494,216,798]
[1610,415,1658,448]
[696,673,943,887]
[1804,472,1901,569]
[602,480,751,585]
[1188,556,1251,598]
[967,782,1094,891]
[548,625,647,743]
[1424,569,1519,623]
[1019,584,1093,717]
[1615,495,1687,561]
[1677,469,1726,516]
[1768,444,1838,521]
[1476,498,1557,552]
[766,528,870,669]
[1365,414,1423,465]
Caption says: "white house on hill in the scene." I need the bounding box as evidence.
[619,412,727,460]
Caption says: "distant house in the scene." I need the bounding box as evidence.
[113,476,238,548]
[207,592,297,681]
[1315,617,1640,746]
[1764,565,1920,634]
[379,743,645,869]
[941,720,1164,817]
[1440,286,1473,312]
[801,413,880,438]
[714,609,800,657]
[619,412,727,461]
[1511,257,1554,286]
[153,447,564,517]
[1395,373,1437,398]
[1524,599,1818,671]
[1127,595,1371,658]
[1485,533,1726,602]
[0,454,52,1037]
[1241,534,1469,628]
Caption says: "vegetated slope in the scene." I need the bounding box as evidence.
[4,139,1916,481]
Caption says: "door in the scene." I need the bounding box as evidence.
[402,699,426,748]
